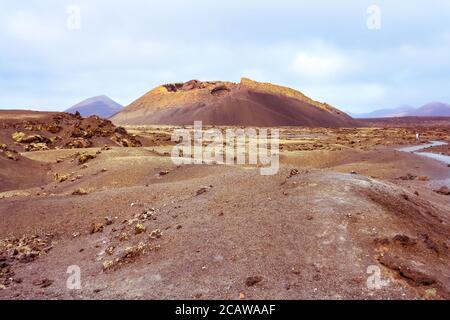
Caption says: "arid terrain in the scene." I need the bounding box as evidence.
[0,110,449,300]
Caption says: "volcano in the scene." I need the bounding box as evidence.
[66,95,123,118]
[111,78,358,127]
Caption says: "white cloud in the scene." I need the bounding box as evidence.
[292,52,346,80]
[291,42,360,81]
[0,1,450,113]
[300,83,386,113]
[4,10,63,45]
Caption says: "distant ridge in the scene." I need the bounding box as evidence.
[354,102,450,118]
[66,95,123,118]
[111,78,358,127]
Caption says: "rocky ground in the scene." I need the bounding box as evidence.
[0,115,449,300]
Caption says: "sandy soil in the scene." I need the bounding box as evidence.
[0,117,449,300]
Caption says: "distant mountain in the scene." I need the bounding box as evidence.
[353,105,416,118]
[354,102,450,118]
[111,78,358,127]
[65,95,123,118]
[408,102,450,117]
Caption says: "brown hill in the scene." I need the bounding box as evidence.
[111,78,358,127]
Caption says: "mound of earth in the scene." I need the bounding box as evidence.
[0,110,141,155]
[66,95,123,118]
[111,78,358,127]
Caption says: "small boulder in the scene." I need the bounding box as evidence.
[149,229,162,239]
[134,223,146,235]
[245,276,263,287]
[102,260,114,271]
[90,223,104,234]
[78,153,96,165]
[434,186,450,195]
[393,234,417,246]
[72,188,88,195]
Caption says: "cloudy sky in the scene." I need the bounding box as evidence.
[1,0,450,113]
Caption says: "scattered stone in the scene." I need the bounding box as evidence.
[196,187,208,196]
[149,229,162,239]
[24,142,49,151]
[119,232,129,241]
[54,173,70,183]
[104,217,114,226]
[11,132,26,142]
[102,260,114,271]
[32,278,53,288]
[424,288,437,300]
[434,186,450,195]
[393,234,417,246]
[72,188,88,195]
[106,246,115,255]
[134,223,146,235]
[350,171,357,175]
[12,132,49,144]
[288,169,299,178]
[4,151,18,161]
[66,138,92,149]
[115,242,147,266]
[245,276,263,287]
[90,223,104,234]
[291,267,301,275]
[399,173,417,181]
[159,170,169,176]
[78,153,96,165]
[140,209,156,220]
[417,176,429,181]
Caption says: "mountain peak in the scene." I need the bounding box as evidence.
[66,95,123,118]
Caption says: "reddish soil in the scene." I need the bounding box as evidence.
[0,114,449,300]
[361,117,450,128]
